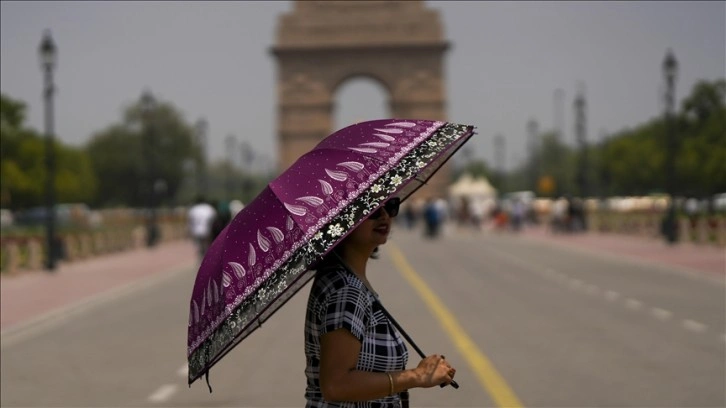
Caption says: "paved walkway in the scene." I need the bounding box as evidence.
[0,240,197,332]
[1,228,723,334]
[518,226,725,277]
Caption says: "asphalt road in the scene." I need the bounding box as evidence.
[1,227,724,407]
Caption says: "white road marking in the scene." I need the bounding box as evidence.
[683,319,707,333]
[651,307,673,320]
[483,245,719,341]
[177,364,188,377]
[604,290,621,301]
[148,384,177,403]
[625,299,643,310]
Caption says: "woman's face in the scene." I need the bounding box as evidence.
[343,203,396,252]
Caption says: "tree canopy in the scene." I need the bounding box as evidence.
[86,98,199,207]
[3,79,723,210]
[1,93,97,209]
[496,79,725,198]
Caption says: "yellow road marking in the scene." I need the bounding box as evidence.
[388,243,524,408]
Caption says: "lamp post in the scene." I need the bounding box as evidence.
[195,118,208,198]
[39,30,57,271]
[240,141,254,202]
[662,49,679,244]
[225,134,237,200]
[526,119,539,192]
[494,134,506,193]
[574,83,588,199]
[140,90,159,247]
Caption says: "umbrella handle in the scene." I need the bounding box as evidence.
[330,251,459,389]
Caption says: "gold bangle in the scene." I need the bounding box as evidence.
[386,372,394,396]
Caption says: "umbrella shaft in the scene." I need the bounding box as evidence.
[330,251,459,389]
[374,300,426,359]
[375,300,459,389]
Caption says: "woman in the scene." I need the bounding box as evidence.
[304,197,457,407]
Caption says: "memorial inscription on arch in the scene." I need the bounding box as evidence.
[271,0,452,199]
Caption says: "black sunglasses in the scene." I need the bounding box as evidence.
[369,198,401,220]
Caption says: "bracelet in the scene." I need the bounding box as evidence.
[386,372,394,396]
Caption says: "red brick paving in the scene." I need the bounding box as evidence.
[520,226,725,277]
[0,240,196,332]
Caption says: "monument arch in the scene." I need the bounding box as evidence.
[271,0,452,198]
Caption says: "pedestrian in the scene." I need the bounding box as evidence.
[510,198,524,232]
[402,203,416,230]
[551,196,568,234]
[187,195,217,261]
[211,200,232,241]
[469,198,485,230]
[423,198,441,238]
[304,197,457,407]
[229,199,245,218]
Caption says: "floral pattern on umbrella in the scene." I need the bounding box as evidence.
[188,119,475,383]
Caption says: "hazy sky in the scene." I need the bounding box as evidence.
[1,1,724,172]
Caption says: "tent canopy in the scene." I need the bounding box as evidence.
[448,173,497,198]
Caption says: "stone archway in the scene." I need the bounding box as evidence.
[271,0,451,199]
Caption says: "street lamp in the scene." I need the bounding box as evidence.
[574,83,588,199]
[493,134,506,193]
[240,141,255,202]
[140,90,159,247]
[527,118,539,192]
[662,49,679,244]
[195,118,208,197]
[225,134,237,200]
[39,30,57,271]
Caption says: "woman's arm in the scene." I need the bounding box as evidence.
[319,328,455,402]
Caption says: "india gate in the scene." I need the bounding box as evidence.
[271,0,451,199]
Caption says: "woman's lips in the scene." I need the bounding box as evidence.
[374,225,390,234]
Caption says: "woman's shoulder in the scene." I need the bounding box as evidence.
[312,265,366,298]
[315,265,357,288]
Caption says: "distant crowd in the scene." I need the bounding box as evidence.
[186,193,593,259]
[395,195,589,238]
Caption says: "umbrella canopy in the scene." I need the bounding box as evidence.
[188,119,475,385]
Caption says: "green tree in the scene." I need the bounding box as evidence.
[537,132,576,197]
[681,79,726,124]
[1,93,97,209]
[87,98,199,207]
[676,81,726,196]
[585,79,725,198]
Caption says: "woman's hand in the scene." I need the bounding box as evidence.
[413,354,456,388]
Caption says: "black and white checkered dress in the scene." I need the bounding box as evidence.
[304,265,409,408]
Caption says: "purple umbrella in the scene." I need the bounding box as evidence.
[188,119,475,386]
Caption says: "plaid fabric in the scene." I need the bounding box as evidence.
[304,265,409,408]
